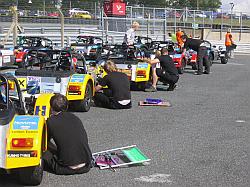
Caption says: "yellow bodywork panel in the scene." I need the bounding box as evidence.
[135,63,151,82]
[34,93,54,120]
[66,74,94,101]
[6,115,46,169]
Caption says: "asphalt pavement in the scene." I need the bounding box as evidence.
[1,55,249,187]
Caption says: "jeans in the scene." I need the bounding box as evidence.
[197,46,210,74]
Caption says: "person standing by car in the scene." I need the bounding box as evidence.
[123,21,140,45]
[144,48,179,91]
[181,35,210,75]
[43,94,92,175]
[94,60,132,109]
[176,28,184,48]
[225,28,234,58]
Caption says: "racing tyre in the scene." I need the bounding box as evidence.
[77,83,92,112]
[221,57,228,64]
[18,159,43,186]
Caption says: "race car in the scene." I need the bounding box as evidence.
[14,49,94,112]
[70,36,103,60]
[148,41,187,74]
[0,73,53,185]
[0,47,15,67]
[104,44,151,89]
[14,36,53,68]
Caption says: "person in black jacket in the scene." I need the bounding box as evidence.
[181,35,210,75]
[144,48,179,91]
[94,60,132,109]
[43,94,92,175]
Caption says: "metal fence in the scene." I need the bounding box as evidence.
[0,3,250,50]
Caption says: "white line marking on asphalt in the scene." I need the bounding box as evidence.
[227,63,245,65]
[236,120,246,123]
[135,173,172,184]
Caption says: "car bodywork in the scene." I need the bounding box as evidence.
[14,36,53,67]
[0,73,52,185]
[71,36,103,60]
[14,49,95,112]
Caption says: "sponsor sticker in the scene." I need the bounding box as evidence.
[7,151,38,158]
[17,78,27,90]
[70,74,85,83]
[13,116,39,130]
[137,63,148,69]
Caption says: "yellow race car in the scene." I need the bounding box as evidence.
[14,49,95,112]
[0,73,54,185]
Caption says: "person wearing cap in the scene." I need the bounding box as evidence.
[123,21,140,45]
[181,35,210,75]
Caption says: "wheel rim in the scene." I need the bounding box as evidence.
[84,85,91,107]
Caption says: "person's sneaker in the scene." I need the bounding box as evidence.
[144,86,157,92]
[203,71,210,74]
[194,71,203,75]
[167,84,177,91]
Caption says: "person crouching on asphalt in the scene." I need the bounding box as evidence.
[94,60,132,109]
[43,94,92,175]
[144,48,179,91]
[145,50,161,92]
[181,35,210,75]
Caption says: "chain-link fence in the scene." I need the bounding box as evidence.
[0,2,250,46]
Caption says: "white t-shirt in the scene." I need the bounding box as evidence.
[124,28,136,45]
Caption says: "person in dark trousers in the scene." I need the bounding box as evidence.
[144,48,179,91]
[43,94,92,175]
[181,35,210,75]
[94,60,132,109]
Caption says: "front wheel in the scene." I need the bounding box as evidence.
[221,57,228,64]
[18,160,43,186]
[76,83,92,112]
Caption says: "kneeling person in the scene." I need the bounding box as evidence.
[94,60,132,109]
[144,48,179,91]
[43,94,92,175]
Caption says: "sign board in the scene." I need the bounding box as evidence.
[104,1,126,17]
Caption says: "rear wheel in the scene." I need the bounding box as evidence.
[18,159,43,186]
[221,57,228,64]
[76,83,92,112]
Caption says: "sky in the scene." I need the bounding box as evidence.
[221,0,250,13]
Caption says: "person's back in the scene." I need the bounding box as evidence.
[158,55,178,76]
[101,71,131,101]
[47,112,92,167]
[43,94,92,175]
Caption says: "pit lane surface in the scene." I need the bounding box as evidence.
[1,55,249,187]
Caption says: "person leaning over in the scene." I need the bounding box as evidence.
[94,60,132,109]
[144,48,179,91]
[181,35,210,75]
[43,94,92,175]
